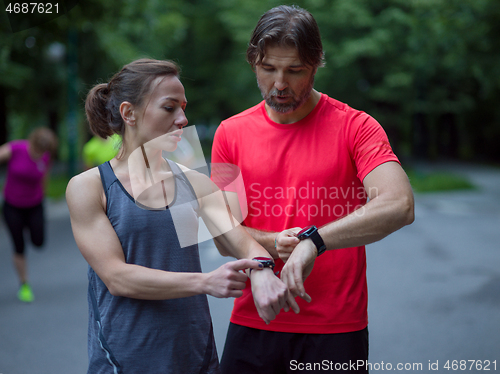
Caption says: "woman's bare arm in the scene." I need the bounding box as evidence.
[66,168,259,300]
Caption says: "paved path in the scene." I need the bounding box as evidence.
[0,163,499,373]
[366,163,500,370]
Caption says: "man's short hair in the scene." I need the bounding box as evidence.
[247,5,325,69]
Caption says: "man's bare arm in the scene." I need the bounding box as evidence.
[280,161,415,302]
[319,161,414,250]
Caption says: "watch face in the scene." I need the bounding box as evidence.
[297,225,313,236]
[297,225,315,238]
[296,225,326,256]
[252,257,275,269]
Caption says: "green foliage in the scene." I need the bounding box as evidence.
[405,169,475,193]
[1,0,500,164]
[0,46,32,88]
[45,174,71,199]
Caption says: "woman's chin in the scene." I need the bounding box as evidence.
[162,141,178,153]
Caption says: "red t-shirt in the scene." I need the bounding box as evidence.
[211,94,399,334]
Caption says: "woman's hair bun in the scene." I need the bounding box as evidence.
[85,83,113,138]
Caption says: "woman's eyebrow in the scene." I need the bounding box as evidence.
[159,97,188,105]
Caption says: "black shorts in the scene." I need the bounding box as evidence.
[220,323,368,374]
[2,200,45,255]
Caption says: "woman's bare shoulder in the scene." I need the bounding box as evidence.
[174,163,215,195]
[67,167,102,189]
[66,167,105,212]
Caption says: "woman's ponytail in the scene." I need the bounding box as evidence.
[85,83,113,138]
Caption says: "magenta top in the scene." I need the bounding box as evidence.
[3,140,51,208]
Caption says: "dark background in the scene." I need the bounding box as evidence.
[1,0,500,172]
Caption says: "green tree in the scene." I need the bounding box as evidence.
[1,0,500,163]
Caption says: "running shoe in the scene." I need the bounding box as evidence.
[18,283,34,302]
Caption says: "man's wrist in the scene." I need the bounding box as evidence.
[243,226,279,257]
[302,237,318,256]
[269,232,279,256]
[296,225,326,256]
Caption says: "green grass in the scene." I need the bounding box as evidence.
[405,169,475,193]
[46,174,71,199]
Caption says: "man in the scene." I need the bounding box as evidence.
[211,5,414,373]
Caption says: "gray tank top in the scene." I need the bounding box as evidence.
[87,160,219,374]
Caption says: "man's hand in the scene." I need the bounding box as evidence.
[280,239,317,310]
[275,227,301,262]
[250,268,299,324]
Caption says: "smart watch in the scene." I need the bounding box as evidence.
[252,257,275,270]
[296,225,327,256]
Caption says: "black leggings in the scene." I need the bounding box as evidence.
[2,201,45,255]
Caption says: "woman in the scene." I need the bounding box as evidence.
[0,127,58,302]
[66,59,290,373]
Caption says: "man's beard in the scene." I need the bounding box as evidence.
[258,74,315,114]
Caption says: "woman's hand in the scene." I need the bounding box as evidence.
[203,259,262,298]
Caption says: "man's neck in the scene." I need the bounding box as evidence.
[265,90,321,125]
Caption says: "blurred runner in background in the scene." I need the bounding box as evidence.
[0,127,58,302]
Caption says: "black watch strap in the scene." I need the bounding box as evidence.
[297,225,327,256]
[309,231,326,256]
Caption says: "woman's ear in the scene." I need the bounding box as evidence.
[120,102,136,126]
